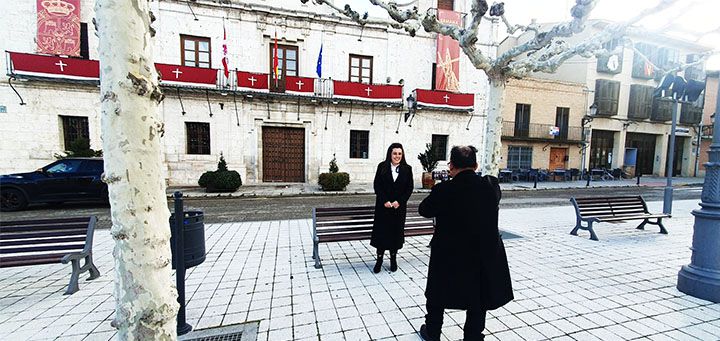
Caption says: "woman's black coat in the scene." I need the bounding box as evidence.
[370,162,414,250]
[419,170,513,310]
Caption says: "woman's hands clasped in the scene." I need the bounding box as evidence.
[384,201,400,209]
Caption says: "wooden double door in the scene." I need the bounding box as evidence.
[262,127,305,182]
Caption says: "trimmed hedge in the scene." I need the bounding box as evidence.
[206,170,242,192]
[198,171,214,188]
[318,172,350,191]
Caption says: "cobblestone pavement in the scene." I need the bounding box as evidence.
[1,199,719,340]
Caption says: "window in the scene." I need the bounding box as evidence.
[685,54,705,81]
[596,39,623,74]
[432,135,449,161]
[589,130,615,169]
[507,146,532,170]
[431,62,437,90]
[651,97,673,121]
[655,47,679,72]
[61,116,89,150]
[628,85,653,120]
[349,130,369,159]
[46,159,84,174]
[514,104,531,137]
[437,0,454,10]
[181,35,211,68]
[555,107,570,140]
[80,23,89,59]
[79,160,104,174]
[632,43,657,79]
[270,44,298,78]
[186,122,210,155]
[349,54,373,84]
[594,79,620,116]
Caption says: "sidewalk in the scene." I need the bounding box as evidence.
[168,176,705,198]
[1,199,718,340]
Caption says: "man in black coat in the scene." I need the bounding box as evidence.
[418,145,513,341]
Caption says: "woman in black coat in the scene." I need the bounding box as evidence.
[371,143,414,273]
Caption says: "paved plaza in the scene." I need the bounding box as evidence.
[1,199,719,340]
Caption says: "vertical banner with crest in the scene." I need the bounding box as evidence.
[37,0,81,56]
[435,9,462,92]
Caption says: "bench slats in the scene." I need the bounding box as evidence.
[0,217,90,227]
[0,243,86,254]
[0,229,89,241]
[570,195,669,241]
[0,252,70,268]
[0,236,87,247]
[0,223,89,233]
[317,215,430,227]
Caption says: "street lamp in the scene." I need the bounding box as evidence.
[581,103,597,180]
[677,80,720,303]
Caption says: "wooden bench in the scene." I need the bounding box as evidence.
[0,217,101,294]
[311,204,433,268]
[570,196,670,241]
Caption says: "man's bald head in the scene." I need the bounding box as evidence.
[450,145,478,170]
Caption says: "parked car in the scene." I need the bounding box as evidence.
[0,158,107,211]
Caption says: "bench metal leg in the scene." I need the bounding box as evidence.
[570,218,583,236]
[313,240,322,269]
[587,221,599,241]
[85,255,100,280]
[657,218,668,234]
[636,219,648,230]
[65,260,81,295]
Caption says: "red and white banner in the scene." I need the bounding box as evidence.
[285,76,315,95]
[9,51,98,80]
[332,81,402,102]
[37,0,81,57]
[237,71,269,92]
[415,89,474,110]
[435,9,462,92]
[156,63,218,88]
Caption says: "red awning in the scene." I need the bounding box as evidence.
[156,63,218,88]
[333,81,402,102]
[8,52,99,81]
[285,76,315,95]
[415,89,474,110]
[237,71,269,92]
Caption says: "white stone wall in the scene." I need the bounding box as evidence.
[0,0,494,185]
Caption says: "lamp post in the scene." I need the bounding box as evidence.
[581,103,597,181]
[663,99,680,215]
[677,82,720,303]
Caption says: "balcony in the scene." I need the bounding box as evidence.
[502,121,583,143]
[679,102,703,125]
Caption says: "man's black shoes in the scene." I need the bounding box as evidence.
[419,324,440,341]
[373,256,383,273]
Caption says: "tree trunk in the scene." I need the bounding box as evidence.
[482,79,505,177]
[96,0,178,339]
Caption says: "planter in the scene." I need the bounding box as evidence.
[422,172,435,189]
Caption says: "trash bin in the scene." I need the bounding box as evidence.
[169,211,206,269]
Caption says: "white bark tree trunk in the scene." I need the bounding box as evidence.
[96,0,178,339]
[482,79,505,177]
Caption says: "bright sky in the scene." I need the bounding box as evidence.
[341,0,720,69]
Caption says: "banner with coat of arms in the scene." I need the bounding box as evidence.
[37,0,81,56]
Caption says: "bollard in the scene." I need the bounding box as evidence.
[173,191,193,336]
[533,173,538,189]
[636,172,641,186]
[586,168,591,187]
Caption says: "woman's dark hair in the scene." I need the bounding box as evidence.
[383,143,408,169]
[450,145,478,169]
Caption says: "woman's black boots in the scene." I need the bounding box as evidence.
[390,251,398,272]
[373,251,384,273]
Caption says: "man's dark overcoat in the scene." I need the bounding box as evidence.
[370,162,414,250]
[419,170,513,310]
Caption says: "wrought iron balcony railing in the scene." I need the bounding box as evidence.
[502,121,583,142]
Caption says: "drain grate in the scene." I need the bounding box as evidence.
[185,331,243,341]
[179,322,258,341]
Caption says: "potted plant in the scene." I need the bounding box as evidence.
[318,155,350,191]
[198,154,242,193]
[417,143,439,189]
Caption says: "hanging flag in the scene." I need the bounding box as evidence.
[221,22,229,80]
[316,44,323,78]
[273,31,279,87]
[37,0,82,56]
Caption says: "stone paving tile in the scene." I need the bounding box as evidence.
[2,200,720,340]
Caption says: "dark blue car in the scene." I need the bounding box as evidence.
[0,158,107,211]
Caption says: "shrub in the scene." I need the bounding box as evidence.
[55,137,103,159]
[329,156,339,173]
[318,172,350,191]
[198,154,243,192]
[417,143,439,173]
[198,171,214,188]
[207,170,242,192]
